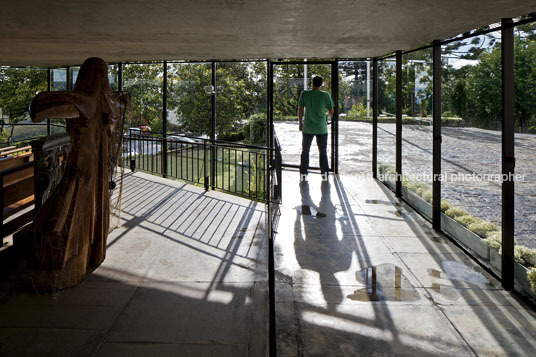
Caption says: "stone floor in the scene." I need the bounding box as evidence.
[2,169,536,356]
[0,171,268,356]
[274,120,536,248]
[275,169,536,356]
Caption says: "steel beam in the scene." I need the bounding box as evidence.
[432,41,442,230]
[211,61,216,189]
[162,61,168,178]
[331,60,339,174]
[372,58,378,178]
[501,18,515,290]
[395,50,402,197]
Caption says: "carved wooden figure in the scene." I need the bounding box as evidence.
[29,57,129,290]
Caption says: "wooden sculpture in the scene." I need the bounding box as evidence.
[29,57,129,291]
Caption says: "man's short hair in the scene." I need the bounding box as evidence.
[312,76,323,87]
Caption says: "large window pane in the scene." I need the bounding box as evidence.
[377,58,396,188]
[167,62,211,136]
[123,62,163,132]
[338,60,371,174]
[273,63,332,168]
[514,22,536,267]
[401,49,433,219]
[441,31,502,268]
[0,67,48,144]
[216,62,266,143]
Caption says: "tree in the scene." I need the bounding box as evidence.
[273,63,331,118]
[167,62,266,138]
[0,67,48,142]
[122,63,164,133]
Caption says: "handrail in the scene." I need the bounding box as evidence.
[124,130,274,202]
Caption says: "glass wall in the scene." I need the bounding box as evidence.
[338,60,371,174]
[167,62,211,136]
[122,63,164,173]
[441,31,503,264]
[377,57,396,188]
[216,62,266,143]
[273,63,332,168]
[0,67,48,144]
[51,68,67,91]
[122,62,163,132]
[514,22,536,262]
[401,49,433,219]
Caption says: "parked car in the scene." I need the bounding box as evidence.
[167,134,195,150]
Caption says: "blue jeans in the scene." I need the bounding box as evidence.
[300,133,329,176]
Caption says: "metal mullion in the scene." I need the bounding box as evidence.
[501,18,515,290]
[372,58,378,178]
[395,50,402,197]
[433,41,442,230]
[162,61,168,178]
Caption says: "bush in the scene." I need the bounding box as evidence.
[515,246,536,267]
[348,102,367,118]
[440,200,451,213]
[483,233,502,250]
[528,268,536,292]
[421,190,432,203]
[454,215,481,228]
[243,113,267,144]
[445,207,469,218]
[467,221,499,238]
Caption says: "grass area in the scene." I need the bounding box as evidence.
[124,146,267,200]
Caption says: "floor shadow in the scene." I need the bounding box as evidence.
[294,181,357,307]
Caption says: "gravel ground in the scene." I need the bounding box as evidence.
[275,121,536,248]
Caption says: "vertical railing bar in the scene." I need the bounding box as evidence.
[235,150,238,193]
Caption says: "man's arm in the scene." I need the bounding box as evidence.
[328,108,334,118]
[298,106,304,131]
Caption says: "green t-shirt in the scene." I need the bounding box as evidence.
[298,89,334,134]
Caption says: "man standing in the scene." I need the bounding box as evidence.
[298,75,334,181]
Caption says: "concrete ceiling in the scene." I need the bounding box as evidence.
[0,0,534,66]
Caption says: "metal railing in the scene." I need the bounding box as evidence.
[123,129,280,203]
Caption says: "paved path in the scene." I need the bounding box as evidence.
[275,121,536,248]
[275,170,536,356]
[0,172,268,356]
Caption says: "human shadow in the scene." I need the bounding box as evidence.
[294,180,357,307]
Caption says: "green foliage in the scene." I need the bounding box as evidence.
[348,102,367,118]
[440,200,451,213]
[483,233,502,250]
[515,246,536,267]
[421,190,432,203]
[122,62,267,138]
[378,164,394,174]
[445,207,470,218]
[467,221,499,238]
[0,67,48,143]
[122,63,164,133]
[243,113,267,145]
[454,215,481,228]
[528,268,536,292]
[273,63,331,117]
